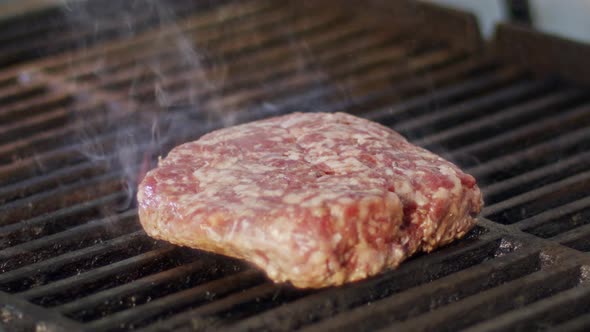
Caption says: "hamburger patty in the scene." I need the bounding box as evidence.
[138,112,483,288]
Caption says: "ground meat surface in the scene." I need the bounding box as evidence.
[138,112,483,288]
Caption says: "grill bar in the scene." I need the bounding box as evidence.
[152,233,489,326]
[0,157,110,203]
[86,270,267,331]
[363,65,524,123]
[551,222,590,250]
[19,246,178,301]
[520,196,590,237]
[548,313,590,332]
[0,36,448,189]
[0,291,82,331]
[138,283,282,332]
[0,192,126,249]
[157,40,454,112]
[85,8,349,94]
[55,258,228,316]
[393,79,550,134]
[0,213,140,273]
[0,89,72,124]
[0,230,152,291]
[482,151,590,204]
[377,265,583,331]
[0,172,123,225]
[66,227,500,328]
[0,45,473,213]
[303,254,541,332]
[0,0,243,68]
[462,284,590,332]
[451,101,590,163]
[230,246,538,332]
[129,25,386,103]
[41,1,276,73]
[0,111,111,163]
[0,80,46,104]
[466,126,590,179]
[0,96,103,135]
[0,128,136,186]
[483,170,590,221]
[418,88,585,151]
[0,18,398,166]
[64,4,292,81]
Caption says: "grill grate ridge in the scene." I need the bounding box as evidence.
[296,248,542,332]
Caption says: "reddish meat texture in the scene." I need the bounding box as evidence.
[138,112,483,288]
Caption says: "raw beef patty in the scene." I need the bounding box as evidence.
[138,112,483,288]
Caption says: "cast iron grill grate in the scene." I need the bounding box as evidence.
[0,0,230,68]
[1,0,590,331]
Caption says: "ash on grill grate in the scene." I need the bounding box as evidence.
[1,0,590,331]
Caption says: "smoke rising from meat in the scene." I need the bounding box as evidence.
[60,0,439,212]
[60,0,336,211]
[62,0,229,209]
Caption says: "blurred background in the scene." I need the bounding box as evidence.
[429,0,590,42]
[2,0,590,43]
